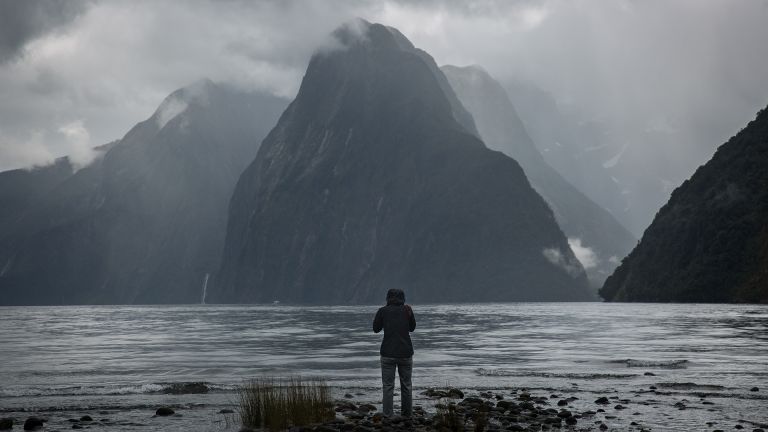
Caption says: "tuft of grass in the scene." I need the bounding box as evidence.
[238,377,334,431]
[435,399,464,432]
[473,411,488,432]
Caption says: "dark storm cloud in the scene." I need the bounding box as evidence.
[0,0,92,63]
[0,0,766,236]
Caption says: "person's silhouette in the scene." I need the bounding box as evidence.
[373,289,416,417]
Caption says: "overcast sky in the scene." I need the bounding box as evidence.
[1,0,767,172]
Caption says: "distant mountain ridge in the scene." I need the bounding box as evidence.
[600,106,768,303]
[210,21,593,304]
[0,81,288,305]
[442,65,636,285]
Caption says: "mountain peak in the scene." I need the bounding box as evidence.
[152,78,216,129]
[330,19,415,53]
[212,23,591,304]
[315,20,479,137]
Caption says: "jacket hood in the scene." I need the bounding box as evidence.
[386,289,405,305]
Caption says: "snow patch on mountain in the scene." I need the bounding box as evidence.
[603,143,629,168]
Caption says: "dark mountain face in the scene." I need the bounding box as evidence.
[0,157,76,237]
[441,65,636,286]
[601,106,768,303]
[211,21,592,304]
[0,81,288,305]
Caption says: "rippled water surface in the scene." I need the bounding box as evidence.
[1,303,767,430]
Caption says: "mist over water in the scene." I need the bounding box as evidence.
[1,303,766,430]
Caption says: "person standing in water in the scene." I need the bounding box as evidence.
[373,288,416,417]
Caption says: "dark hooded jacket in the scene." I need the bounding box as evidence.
[373,289,416,358]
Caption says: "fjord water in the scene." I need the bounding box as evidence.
[1,303,767,430]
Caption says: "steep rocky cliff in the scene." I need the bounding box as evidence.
[211,22,592,304]
[0,81,288,305]
[601,106,768,303]
[442,65,636,285]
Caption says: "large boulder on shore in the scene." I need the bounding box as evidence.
[22,417,43,431]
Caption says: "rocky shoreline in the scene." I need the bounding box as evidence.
[2,385,766,431]
[247,386,768,432]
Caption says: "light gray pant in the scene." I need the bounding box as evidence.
[381,356,413,417]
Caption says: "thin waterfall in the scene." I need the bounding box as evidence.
[201,273,210,304]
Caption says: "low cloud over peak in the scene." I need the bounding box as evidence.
[0,1,766,227]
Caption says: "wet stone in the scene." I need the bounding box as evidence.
[497,400,516,410]
[23,417,44,431]
[335,402,357,412]
[155,407,175,416]
[357,404,377,413]
[0,418,12,431]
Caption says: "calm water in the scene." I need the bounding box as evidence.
[1,303,767,431]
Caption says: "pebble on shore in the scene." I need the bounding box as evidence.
[155,407,175,417]
[0,418,12,431]
[22,417,44,431]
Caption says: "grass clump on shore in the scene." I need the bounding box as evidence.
[238,377,334,430]
[435,400,464,431]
